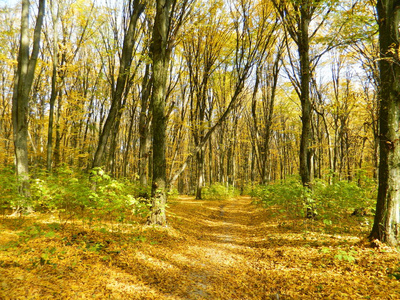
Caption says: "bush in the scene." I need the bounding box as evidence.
[250,176,307,218]
[29,167,150,222]
[0,166,21,213]
[168,187,179,200]
[202,183,240,200]
[251,176,376,220]
[313,178,376,219]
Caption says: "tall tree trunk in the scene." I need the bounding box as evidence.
[92,1,144,169]
[147,0,175,225]
[47,0,58,172]
[12,0,45,202]
[139,64,152,186]
[46,66,57,171]
[369,0,400,246]
[123,105,137,178]
[298,6,312,188]
[208,137,213,185]
[53,98,62,168]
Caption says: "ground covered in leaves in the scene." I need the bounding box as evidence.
[0,196,399,299]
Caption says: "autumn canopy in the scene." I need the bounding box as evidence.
[0,0,399,298]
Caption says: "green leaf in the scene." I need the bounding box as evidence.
[45,231,56,238]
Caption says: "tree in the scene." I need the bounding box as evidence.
[182,0,229,199]
[369,0,400,246]
[12,0,45,202]
[272,0,339,190]
[0,6,19,166]
[169,0,278,189]
[138,62,152,186]
[249,40,283,184]
[45,0,96,171]
[147,0,176,225]
[92,0,145,170]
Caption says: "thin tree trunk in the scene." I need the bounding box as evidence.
[46,0,58,172]
[53,96,62,168]
[195,148,205,199]
[123,105,137,177]
[92,1,144,169]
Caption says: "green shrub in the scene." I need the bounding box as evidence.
[168,187,179,200]
[250,176,307,217]
[202,183,239,200]
[0,166,21,213]
[251,176,376,220]
[29,167,150,222]
[313,178,376,220]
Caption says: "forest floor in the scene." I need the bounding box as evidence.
[0,196,399,299]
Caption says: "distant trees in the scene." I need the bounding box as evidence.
[0,0,376,191]
[45,0,95,171]
[272,0,340,188]
[1,0,398,243]
[182,0,228,199]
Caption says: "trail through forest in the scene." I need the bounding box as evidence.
[0,196,400,299]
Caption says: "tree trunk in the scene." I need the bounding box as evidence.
[12,0,45,202]
[92,1,144,169]
[46,0,58,172]
[298,6,312,188]
[195,148,205,199]
[46,69,57,171]
[147,0,175,225]
[139,64,152,186]
[369,0,400,246]
[123,105,137,178]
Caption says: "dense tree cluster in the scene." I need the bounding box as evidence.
[0,0,398,244]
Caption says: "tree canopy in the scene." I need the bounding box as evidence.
[0,0,398,242]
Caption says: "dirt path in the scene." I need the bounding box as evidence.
[169,196,292,299]
[184,199,247,299]
[163,196,399,300]
[176,197,289,299]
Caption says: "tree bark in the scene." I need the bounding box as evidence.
[139,64,152,186]
[298,5,312,188]
[12,0,45,201]
[147,0,175,225]
[92,1,144,169]
[195,148,205,199]
[369,0,400,246]
[46,0,59,172]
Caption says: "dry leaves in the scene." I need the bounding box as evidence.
[0,196,399,299]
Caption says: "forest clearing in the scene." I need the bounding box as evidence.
[0,195,399,299]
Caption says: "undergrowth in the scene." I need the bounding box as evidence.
[0,166,150,224]
[202,183,240,200]
[250,176,376,233]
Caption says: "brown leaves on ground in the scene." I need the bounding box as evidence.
[0,196,399,299]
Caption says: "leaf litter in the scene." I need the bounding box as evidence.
[0,196,399,299]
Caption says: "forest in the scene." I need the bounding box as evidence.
[0,0,400,298]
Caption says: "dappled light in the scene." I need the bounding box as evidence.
[0,0,400,297]
[1,196,399,299]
